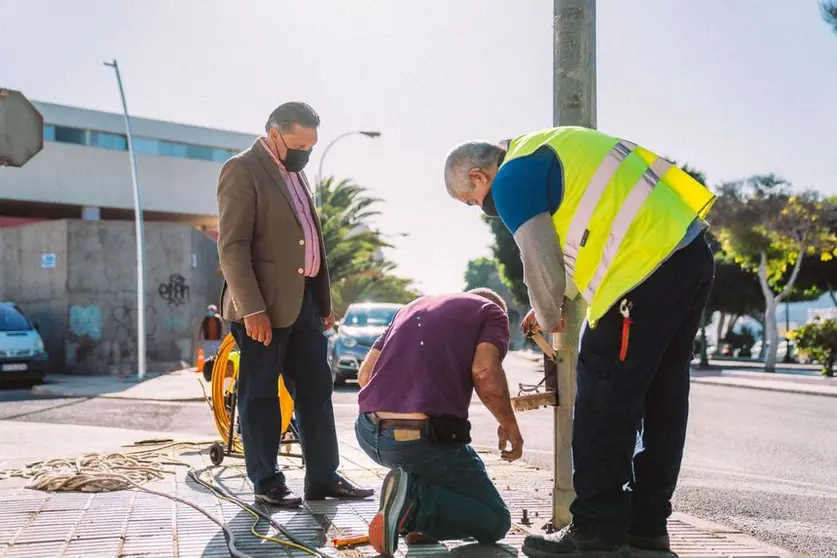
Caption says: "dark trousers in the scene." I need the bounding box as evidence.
[569,234,714,537]
[355,414,511,543]
[231,288,339,493]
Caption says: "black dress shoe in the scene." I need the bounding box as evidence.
[305,476,375,500]
[254,485,303,508]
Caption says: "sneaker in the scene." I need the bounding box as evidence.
[522,524,630,557]
[254,485,302,508]
[369,468,412,557]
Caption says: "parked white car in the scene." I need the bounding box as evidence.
[0,302,49,386]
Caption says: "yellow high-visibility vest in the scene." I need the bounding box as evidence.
[502,126,715,326]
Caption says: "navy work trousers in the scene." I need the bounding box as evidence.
[569,233,715,537]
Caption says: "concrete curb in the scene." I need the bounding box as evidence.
[690,376,837,398]
[31,384,207,403]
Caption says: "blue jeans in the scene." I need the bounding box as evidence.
[570,234,715,537]
[355,414,510,543]
[231,288,339,493]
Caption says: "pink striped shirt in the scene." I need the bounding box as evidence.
[258,137,321,277]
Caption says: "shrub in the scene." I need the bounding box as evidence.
[788,319,837,377]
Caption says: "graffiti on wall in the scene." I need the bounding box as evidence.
[158,274,190,307]
[68,305,103,341]
[111,305,158,343]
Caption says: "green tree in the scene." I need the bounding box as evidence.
[789,319,837,376]
[318,176,419,316]
[822,1,837,34]
[483,215,528,305]
[712,175,837,372]
[464,257,500,291]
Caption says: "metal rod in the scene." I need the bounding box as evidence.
[551,0,596,529]
[104,59,147,381]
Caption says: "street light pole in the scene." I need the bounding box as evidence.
[551,0,596,529]
[315,130,381,208]
[104,59,147,381]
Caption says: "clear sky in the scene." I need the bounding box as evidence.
[2,0,835,294]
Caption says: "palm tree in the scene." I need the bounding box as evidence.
[318,176,419,316]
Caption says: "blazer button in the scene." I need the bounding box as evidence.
[299,239,305,246]
[297,268,304,274]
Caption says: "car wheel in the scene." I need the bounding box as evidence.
[333,372,346,387]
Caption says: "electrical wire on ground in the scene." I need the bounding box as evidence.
[0,440,328,558]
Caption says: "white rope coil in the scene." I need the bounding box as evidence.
[0,450,178,492]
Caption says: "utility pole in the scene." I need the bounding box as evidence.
[104,59,147,381]
[551,0,596,529]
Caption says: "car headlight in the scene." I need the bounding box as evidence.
[340,336,357,348]
[34,338,45,353]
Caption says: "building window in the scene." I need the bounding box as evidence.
[132,137,159,155]
[158,140,189,158]
[41,122,241,162]
[53,126,87,145]
[90,131,128,151]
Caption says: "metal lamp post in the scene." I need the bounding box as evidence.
[316,130,381,208]
[104,59,147,381]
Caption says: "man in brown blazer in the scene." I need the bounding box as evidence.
[217,102,373,507]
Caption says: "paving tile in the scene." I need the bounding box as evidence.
[62,537,121,558]
[3,540,66,558]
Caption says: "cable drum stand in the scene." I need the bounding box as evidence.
[205,333,305,468]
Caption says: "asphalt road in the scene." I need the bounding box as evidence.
[0,354,834,557]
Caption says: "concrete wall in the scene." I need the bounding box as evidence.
[0,221,70,362]
[0,219,223,374]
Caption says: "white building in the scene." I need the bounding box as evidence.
[0,100,256,231]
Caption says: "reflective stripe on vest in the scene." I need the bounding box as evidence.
[583,155,674,300]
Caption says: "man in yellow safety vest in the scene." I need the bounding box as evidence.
[444,126,716,558]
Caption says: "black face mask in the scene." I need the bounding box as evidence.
[481,189,499,217]
[275,131,312,172]
[281,148,311,172]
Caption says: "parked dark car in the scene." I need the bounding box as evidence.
[0,302,49,386]
[328,302,402,385]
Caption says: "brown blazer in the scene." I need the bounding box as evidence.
[216,140,331,328]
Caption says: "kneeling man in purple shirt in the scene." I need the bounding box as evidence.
[355,288,524,557]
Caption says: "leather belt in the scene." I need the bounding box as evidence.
[365,413,426,431]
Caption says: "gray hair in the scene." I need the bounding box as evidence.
[265,102,320,133]
[443,141,505,197]
[467,287,508,315]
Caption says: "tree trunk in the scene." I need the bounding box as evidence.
[699,310,710,369]
[763,298,780,373]
[758,247,807,373]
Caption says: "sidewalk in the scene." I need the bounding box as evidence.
[31,369,206,402]
[517,349,837,398]
[0,420,791,558]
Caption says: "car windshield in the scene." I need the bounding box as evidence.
[0,306,32,332]
[342,308,398,327]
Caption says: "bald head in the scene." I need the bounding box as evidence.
[443,141,505,198]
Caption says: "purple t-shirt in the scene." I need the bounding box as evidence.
[357,293,510,419]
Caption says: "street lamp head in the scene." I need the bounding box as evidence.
[360,131,382,138]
